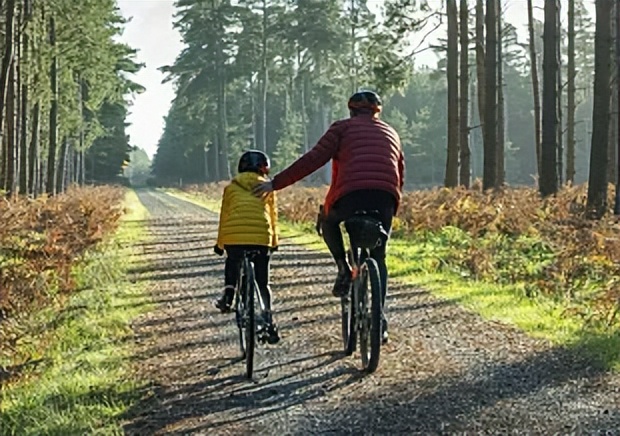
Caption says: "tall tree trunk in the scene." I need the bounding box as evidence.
[28,101,39,196]
[211,134,220,181]
[608,2,618,185]
[46,16,58,195]
[203,144,210,182]
[67,144,75,187]
[483,0,498,190]
[566,0,576,184]
[77,77,84,186]
[258,0,268,153]
[1,0,17,194]
[321,102,331,183]
[80,149,85,185]
[0,0,16,148]
[586,0,612,218]
[527,0,542,176]
[0,138,5,189]
[445,0,459,188]
[213,4,230,181]
[71,148,82,185]
[608,3,620,216]
[459,0,471,187]
[475,0,486,140]
[248,73,257,150]
[556,0,563,185]
[295,47,309,152]
[303,74,312,152]
[56,136,68,193]
[497,0,505,186]
[79,78,92,184]
[18,98,28,193]
[41,152,47,193]
[349,0,357,93]
[14,8,21,194]
[19,21,29,194]
[6,59,16,194]
[470,71,478,177]
[217,68,230,179]
[300,73,309,152]
[540,0,559,197]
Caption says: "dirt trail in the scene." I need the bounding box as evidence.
[123,189,620,435]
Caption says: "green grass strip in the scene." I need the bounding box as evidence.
[168,188,620,370]
[0,190,153,436]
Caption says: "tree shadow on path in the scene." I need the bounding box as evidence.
[122,350,361,435]
[296,339,620,434]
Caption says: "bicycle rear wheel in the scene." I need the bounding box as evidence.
[359,257,382,373]
[242,258,256,379]
[341,249,357,355]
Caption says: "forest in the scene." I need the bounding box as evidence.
[152,0,612,217]
[3,2,620,433]
[0,0,143,196]
[0,0,142,349]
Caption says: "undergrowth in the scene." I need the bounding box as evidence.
[180,182,620,333]
[0,186,125,323]
[0,190,152,435]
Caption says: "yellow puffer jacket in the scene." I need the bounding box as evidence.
[216,172,278,249]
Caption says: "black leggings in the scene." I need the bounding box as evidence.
[321,189,396,306]
[224,245,272,312]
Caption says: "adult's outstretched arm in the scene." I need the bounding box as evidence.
[271,120,344,191]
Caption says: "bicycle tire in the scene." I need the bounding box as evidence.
[359,257,382,373]
[236,306,246,358]
[341,291,356,355]
[235,265,246,358]
[243,257,256,379]
[342,248,357,355]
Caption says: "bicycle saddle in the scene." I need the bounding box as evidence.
[344,210,388,250]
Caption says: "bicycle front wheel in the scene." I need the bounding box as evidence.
[359,257,382,373]
[243,258,256,379]
[235,264,246,358]
[236,298,246,359]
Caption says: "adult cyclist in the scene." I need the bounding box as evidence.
[253,90,404,343]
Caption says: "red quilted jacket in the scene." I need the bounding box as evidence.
[271,114,405,214]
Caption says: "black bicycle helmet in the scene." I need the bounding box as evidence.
[348,90,382,114]
[237,150,270,175]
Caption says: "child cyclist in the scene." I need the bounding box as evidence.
[213,150,280,344]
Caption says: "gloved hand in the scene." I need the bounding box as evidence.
[315,220,322,236]
[315,205,324,236]
[213,244,224,256]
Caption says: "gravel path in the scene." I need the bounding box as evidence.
[123,189,620,435]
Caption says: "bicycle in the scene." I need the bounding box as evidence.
[340,210,388,373]
[233,249,267,379]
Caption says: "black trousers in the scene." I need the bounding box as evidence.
[321,189,396,305]
[224,245,272,312]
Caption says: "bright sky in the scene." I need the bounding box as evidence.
[117,0,595,159]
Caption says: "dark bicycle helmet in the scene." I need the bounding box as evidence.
[238,150,270,175]
[348,90,382,114]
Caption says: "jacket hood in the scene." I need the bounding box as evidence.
[233,171,267,191]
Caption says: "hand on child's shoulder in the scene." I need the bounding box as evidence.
[252,180,274,198]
